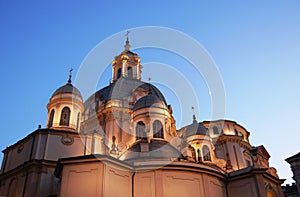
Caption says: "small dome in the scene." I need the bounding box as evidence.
[184,122,208,137]
[115,50,139,59]
[52,83,82,98]
[133,94,165,111]
[85,78,167,107]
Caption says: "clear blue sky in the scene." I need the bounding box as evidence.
[1,1,300,184]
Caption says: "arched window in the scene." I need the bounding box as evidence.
[213,126,219,135]
[117,68,122,79]
[127,67,133,78]
[60,107,71,126]
[48,109,55,128]
[76,112,80,131]
[234,128,238,135]
[239,132,244,140]
[136,121,146,140]
[189,145,196,161]
[153,120,164,139]
[197,149,202,163]
[202,145,211,161]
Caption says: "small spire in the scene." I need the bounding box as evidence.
[148,77,152,94]
[68,68,73,84]
[124,31,131,51]
[192,106,197,123]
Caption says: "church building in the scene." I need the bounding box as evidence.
[0,38,284,197]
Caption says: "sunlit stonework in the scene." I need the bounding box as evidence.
[0,39,284,197]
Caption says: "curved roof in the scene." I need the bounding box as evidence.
[133,94,165,111]
[182,122,208,137]
[86,77,167,105]
[114,50,139,59]
[52,83,82,98]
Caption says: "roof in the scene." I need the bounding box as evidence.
[121,139,183,161]
[114,50,139,59]
[133,94,165,111]
[52,83,82,98]
[180,122,208,137]
[282,183,298,195]
[251,145,270,159]
[286,152,300,163]
[2,128,81,153]
[202,119,250,135]
[86,77,167,104]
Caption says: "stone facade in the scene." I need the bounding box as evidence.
[284,153,300,197]
[0,39,284,197]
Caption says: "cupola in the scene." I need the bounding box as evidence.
[132,91,173,142]
[111,34,142,82]
[46,69,84,132]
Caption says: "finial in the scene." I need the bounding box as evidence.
[125,31,130,40]
[192,106,197,123]
[68,68,73,84]
[148,77,152,94]
[124,31,131,51]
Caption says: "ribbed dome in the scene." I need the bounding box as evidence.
[85,77,167,105]
[52,83,82,98]
[133,94,165,111]
[183,122,208,137]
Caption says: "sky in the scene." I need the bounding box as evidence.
[1,1,300,184]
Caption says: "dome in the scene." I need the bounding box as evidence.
[133,94,165,111]
[114,50,139,59]
[85,77,167,105]
[47,79,84,132]
[52,83,82,98]
[183,122,208,137]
